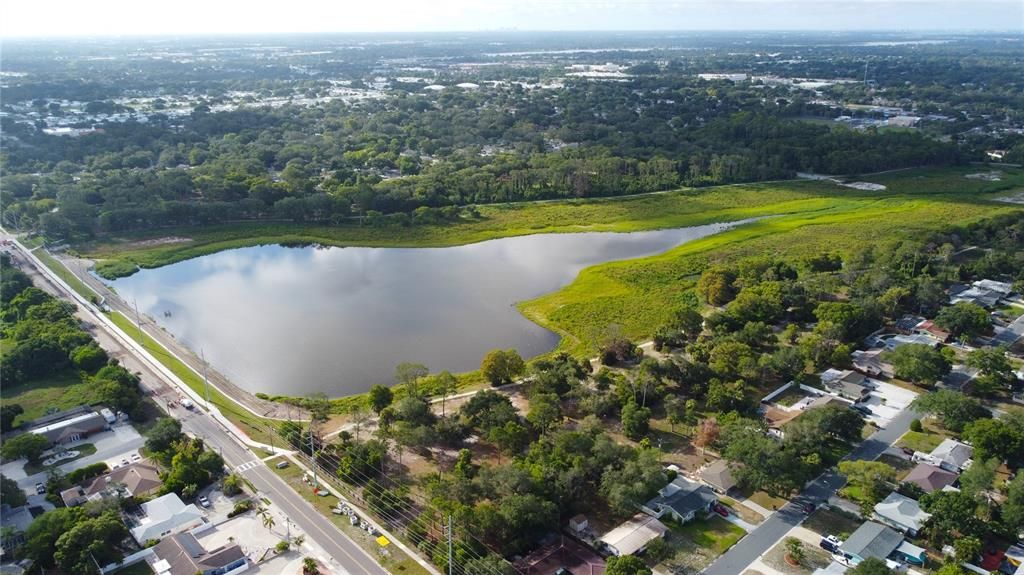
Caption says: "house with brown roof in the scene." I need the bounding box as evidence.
[23,406,107,446]
[914,320,951,343]
[150,532,248,575]
[61,460,162,507]
[903,463,958,493]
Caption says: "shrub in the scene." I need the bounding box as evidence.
[909,418,923,432]
[66,462,109,484]
[222,474,243,496]
[275,540,290,553]
[228,499,254,518]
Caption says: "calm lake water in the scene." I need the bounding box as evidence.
[109,221,747,396]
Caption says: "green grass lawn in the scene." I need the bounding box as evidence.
[0,369,93,425]
[33,247,97,301]
[268,461,430,575]
[803,506,863,540]
[673,515,746,553]
[24,443,98,475]
[743,489,791,511]
[107,311,274,445]
[997,304,1024,320]
[896,430,945,453]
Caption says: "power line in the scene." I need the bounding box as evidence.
[271,422,512,575]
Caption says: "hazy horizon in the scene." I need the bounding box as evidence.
[2,0,1021,39]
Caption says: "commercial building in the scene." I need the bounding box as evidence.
[23,406,107,445]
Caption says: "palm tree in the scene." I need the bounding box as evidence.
[257,507,275,531]
[302,556,320,575]
[784,537,806,565]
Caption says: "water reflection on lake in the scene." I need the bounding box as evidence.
[109,221,747,396]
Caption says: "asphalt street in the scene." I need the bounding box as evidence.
[701,407,919,575]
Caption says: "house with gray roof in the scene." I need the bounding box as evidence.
[820,369,871,402]
[929,438,973,472]
[699,460,737,494]
[642,476,717,524]
[0,505,34,554]
[839,522,904,564]
[150,532,248,575]
[873,492,931,536]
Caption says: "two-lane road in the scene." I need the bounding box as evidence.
[702,407,919,575]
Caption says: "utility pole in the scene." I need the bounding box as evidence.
[132,298,143,340]
[201,348,212,408]
[447,514,453,575]
[309,420,318,489]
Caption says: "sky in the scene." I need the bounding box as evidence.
[1,0,1021,38]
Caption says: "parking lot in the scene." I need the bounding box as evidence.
[6,422,145,491]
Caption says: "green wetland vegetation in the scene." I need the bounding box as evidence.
[83,166,1024,360]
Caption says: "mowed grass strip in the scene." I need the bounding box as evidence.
[107,311,274,444]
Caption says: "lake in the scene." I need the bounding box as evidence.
[109,221,747,397]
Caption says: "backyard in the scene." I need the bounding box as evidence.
[657,515,747,574]
[802,506,863,540]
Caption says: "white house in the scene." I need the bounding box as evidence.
[130,493,205,544]
[599,513,668,557]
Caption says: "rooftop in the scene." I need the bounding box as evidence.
[599,513,667,557]
[646,476,718,518]
[874,492,930,533]
[151,532,245,575]
[839,521,903,561]
[903,463,957,493]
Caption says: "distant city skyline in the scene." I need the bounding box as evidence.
[1,0,1022,38]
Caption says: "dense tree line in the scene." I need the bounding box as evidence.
[2,59,967,239]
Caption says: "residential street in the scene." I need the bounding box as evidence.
[701,407,919,575]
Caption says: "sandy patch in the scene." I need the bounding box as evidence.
[122,236,193,249]
[840,181,887,191]
[966,171,1003,181]
[996,190,1024,205]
